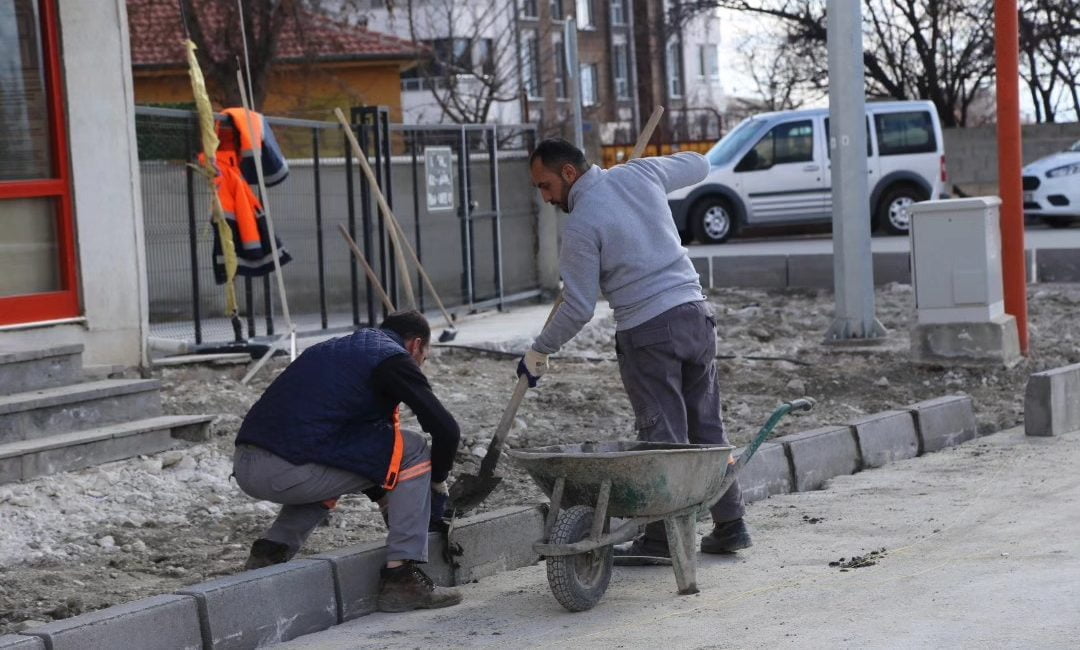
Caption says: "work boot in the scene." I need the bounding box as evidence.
[243,538,292,570]
[613,534,672,566]
[700,518,753,554]
[376,562,463,613]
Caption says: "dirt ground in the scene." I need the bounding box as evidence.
[2,283,1078,633]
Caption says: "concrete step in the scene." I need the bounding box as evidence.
[0,344,84,396]
[0,414,215,483]
[0,379,163,444]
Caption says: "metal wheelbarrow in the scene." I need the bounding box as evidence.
[506,398,814,612]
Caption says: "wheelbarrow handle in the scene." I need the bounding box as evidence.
[710,397,816,505]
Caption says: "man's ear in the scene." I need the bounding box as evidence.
[562,162,578,182]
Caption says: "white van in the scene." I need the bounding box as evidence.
[668,100,948,244]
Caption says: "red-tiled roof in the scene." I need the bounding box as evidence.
[127,0,421,68]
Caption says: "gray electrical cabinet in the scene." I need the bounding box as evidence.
[909,197,1005,325]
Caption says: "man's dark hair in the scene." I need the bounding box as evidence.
[380,310,431,344]
[530,138,588,174]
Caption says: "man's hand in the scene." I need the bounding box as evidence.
[430,481,450,532]
[516,348,549,387]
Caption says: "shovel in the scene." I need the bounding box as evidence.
[448,294,564,512]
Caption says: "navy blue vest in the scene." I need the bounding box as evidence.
[236,328,409,483]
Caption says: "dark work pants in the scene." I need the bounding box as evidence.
[615,300,744,543]
[233,429,432,562]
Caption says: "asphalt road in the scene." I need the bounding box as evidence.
[690,223,1080,258]
[278,427,1080,649]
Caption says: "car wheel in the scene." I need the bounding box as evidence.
[875,185,926,235]
[691,197,738,244]
[1043,217,1075,229]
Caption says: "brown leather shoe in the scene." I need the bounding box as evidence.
[376,562,463,613]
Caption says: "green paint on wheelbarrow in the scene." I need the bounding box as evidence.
[507,441,734,518]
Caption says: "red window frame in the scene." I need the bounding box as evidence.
[0,0,79,326]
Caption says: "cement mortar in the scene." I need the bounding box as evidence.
[3,284,1080,632]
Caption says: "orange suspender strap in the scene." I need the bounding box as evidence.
[382,407,405,490]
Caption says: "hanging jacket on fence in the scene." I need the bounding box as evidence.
[202,108,292,284]
[220,107,289,186]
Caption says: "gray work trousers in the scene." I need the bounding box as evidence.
[615,300,744,542]
[232,428,432,562]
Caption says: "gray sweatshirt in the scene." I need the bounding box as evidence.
[532,152,710,355]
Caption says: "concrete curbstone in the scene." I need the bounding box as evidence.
[872,251,911,286]
[735,442,794,503]
[691,257,711,290]
[710,255,787,288]
[177,559,336,649]
[22,595,200,650]
[1034,248,1080,282]
[449,505,545,583]
[1024,363,1080,436]
[0,636,44,650]
[773,426,860,492]
[905,395,977,454]
[785,254,834,289]
[849,410,919,468]
[309,532,455,622]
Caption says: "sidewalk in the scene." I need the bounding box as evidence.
[277,427,1080,648]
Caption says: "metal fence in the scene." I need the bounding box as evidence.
[135,106,541,344]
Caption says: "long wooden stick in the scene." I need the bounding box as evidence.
[332,109,417,311]
[338,224,395,312]
[631,106,665,160]
[334,107,457,332]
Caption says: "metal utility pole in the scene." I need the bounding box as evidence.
[994,0,1029,354]
[565,17,584,150]
[824,0,886,342]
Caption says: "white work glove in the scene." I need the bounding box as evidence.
[516,348,549,387]
[431,481,449,496]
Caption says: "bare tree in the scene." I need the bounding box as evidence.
[674,0,996,127]
[399,0,521,123]
[734,21,826,112]
[180,0,303,109]
[1019,0,1080,122]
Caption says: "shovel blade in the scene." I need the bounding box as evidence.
[448,473,502,512]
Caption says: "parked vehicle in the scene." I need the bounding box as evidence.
[667,100,948,244]
[1022,140,1080,228]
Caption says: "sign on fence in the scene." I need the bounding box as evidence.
[424,146,454,212]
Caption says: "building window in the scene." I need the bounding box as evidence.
[551,0,565,21]
[580,63,597,106]
[576,0,593,28]
[611,0,626,25]
[522,0,538,18]
[553,35,568,99]
[613,42,630,99]
[697,44,719,81]
[0,0,78,324]
[522,30,542,98]
[666,39,683,98]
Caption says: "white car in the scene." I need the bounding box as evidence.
[1022,141,1080,227]
[667,100,948,244]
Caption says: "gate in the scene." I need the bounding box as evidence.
[135,106,540,345]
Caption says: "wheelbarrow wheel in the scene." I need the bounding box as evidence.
[546,505,613,612]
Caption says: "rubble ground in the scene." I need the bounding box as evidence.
[2,284,1077,633]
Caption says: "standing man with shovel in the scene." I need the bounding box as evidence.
[520,139,752,563]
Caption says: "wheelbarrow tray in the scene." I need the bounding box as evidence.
[506,441,734,519]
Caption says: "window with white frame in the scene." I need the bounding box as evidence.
[522,30,542,98]
[666,39,683,98]
[553,35,568,98]
[522,0,538,18]
[612,42,630,99]
[576,0,594,27]
[697,44,719,81]
[580,63,598,106]
[611,0,626,25]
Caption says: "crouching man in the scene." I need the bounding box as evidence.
[232,310,462,612]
